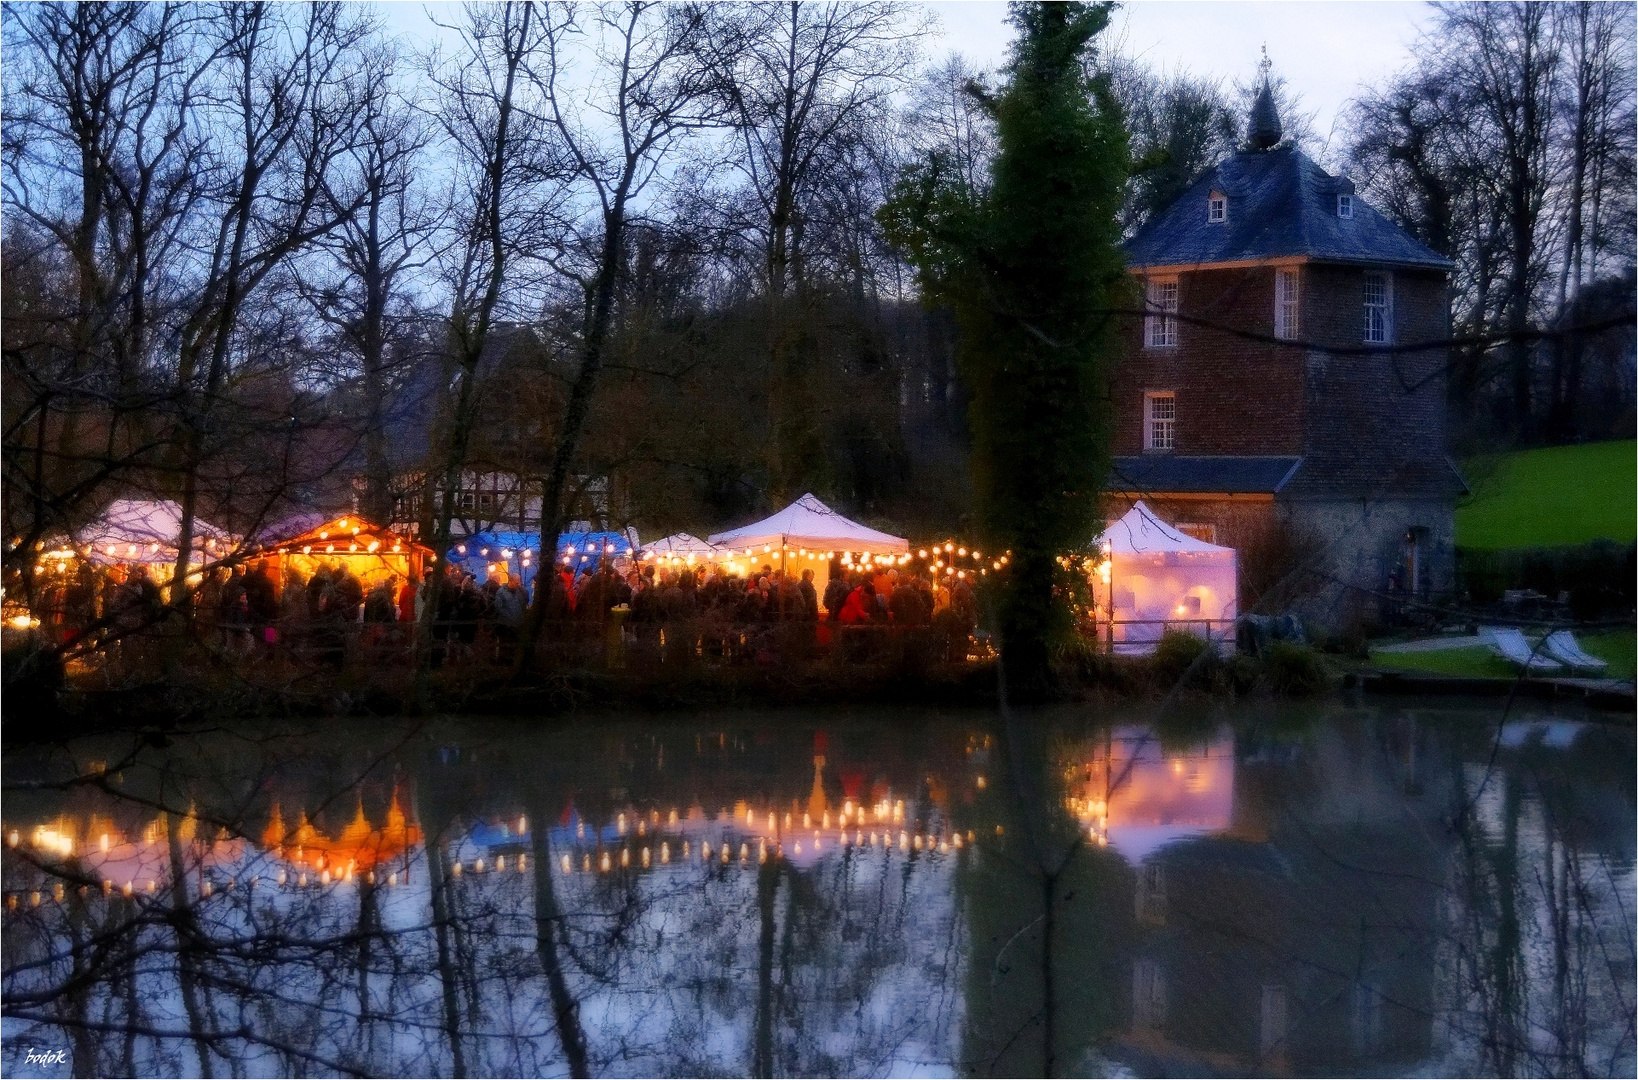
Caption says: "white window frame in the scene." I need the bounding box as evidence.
[1144,277,1179,348]
[1144,391,1176,452]
[1363,271,1393,344]
[1337,193,1353,219]
[1274,268,1300,341]
[1207,192,1227,223]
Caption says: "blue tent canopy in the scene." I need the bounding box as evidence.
[446,529,637,589]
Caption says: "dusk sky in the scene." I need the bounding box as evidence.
[933,1,1432,148]
[380,1,1436,154]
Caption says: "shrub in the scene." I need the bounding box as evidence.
[1262,641,1333,696]
[1152,629,1212,688]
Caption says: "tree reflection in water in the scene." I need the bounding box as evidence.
[2,705,1633,1077]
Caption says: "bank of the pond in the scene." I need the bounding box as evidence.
[1347,668,1637,712]
[17,637,1354,738]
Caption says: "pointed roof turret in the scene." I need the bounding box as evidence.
[1247,47,1282,151]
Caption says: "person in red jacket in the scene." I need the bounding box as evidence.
[397,573,419,624]
[838,580,875,624]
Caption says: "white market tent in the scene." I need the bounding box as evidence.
[1093,501,1237,655]
[640,532,722,562]
[79,499,232,567]
[710,494,908,555]
[710,494,908,610]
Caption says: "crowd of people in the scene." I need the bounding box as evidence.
[12,554,981,669]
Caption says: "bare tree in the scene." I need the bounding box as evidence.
[704,1,921,501]
[902,53,997,203]
[518,0,726,658]
[415,0,555,666]
[297,41,441,528]
[2,3,206,588]
[162,1,377,602]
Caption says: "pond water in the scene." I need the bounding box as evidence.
[2,698,1633,1078]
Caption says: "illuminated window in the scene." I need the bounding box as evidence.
[1364,272,1392,343]
[1145,278,1179,348]
[1337,193,1353,218]
[1145,392,1176,452]
[1208,192,1227,222]
[1275,268,1299,340]
[1177,522,1217,544]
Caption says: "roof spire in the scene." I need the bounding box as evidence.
[1248,46,1283,151]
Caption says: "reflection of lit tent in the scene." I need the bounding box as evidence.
[1083,725,1235,863]
[261,797,420,876]
[80,499,232,568]
[710,494,908,604]
[1093,501,1237,655]
[249,514,430,594]
[640,532,722,562]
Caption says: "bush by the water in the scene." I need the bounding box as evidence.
[1262,641,1333,696]
[1152,629,1216,688]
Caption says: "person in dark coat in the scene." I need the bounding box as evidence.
[798,569,819,621]
[244,564,277,627]
[335,568,365,621]
[219,566,250,651]
[306,568,331,620]
[823,571,850,621]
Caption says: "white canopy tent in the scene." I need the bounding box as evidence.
[1093,501,1237,655]
[640,532,722,564]
[79,499,232,568]
[710,494,908,611]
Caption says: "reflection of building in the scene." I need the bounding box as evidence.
[1093,720,1445,1076]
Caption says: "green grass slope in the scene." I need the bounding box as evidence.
[1457,440,1636,549]
[1371,630,1636,681]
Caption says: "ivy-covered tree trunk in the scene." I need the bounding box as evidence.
[881,2,1130,697]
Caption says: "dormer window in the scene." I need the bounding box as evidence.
[1208,193,1227,223]
[1337,194,1353,219]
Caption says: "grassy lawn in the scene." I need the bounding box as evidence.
[1371,629,1636,680]
[1457,440,1636,549]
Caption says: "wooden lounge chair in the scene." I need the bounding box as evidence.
[1542,630,1609,674]
[1483,627,1563,673]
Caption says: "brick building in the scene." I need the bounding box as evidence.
[1109,80,1466,631]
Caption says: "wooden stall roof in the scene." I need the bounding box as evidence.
[256,515,429,558]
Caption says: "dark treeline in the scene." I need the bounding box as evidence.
[3,0,1633,593]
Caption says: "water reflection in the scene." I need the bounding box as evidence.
[3,703,1633,1077]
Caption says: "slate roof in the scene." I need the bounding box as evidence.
[1124,146,1454,272]
[1108,456,1304,496]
